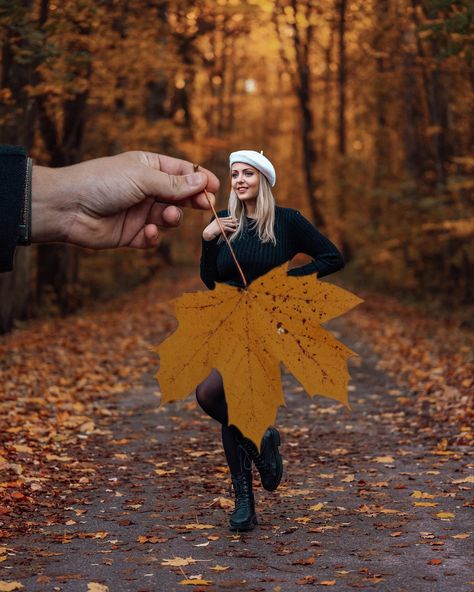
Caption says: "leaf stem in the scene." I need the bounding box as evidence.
[195,164,248,288]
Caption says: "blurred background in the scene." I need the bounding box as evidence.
[0,0,472,333]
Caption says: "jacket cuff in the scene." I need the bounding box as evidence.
[0,145,29,272]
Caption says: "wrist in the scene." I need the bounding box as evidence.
[31,165,75,243]
[202,231,216,241]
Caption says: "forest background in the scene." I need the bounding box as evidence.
[0,0,472,332]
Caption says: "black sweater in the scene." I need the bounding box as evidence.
[200,206,344,289]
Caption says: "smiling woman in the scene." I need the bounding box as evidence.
[195,149,345,532]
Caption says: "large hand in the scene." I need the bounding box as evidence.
[32,151,219,249]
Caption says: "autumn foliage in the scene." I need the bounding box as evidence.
[0,0,472,329]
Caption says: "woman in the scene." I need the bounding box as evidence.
[196,150,344,532]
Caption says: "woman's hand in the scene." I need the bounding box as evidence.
[202,216,237,241]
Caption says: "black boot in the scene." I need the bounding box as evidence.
[229,471,257,532]
[233,427,283,492]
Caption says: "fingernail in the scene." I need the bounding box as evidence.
[185,172,204,188]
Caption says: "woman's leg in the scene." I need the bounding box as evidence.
[196,369,245,475]
[196,370,256,530]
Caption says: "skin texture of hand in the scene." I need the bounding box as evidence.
[31,151,219,249]
[203,216,237,241]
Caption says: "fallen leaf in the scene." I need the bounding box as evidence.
[452,533,470,539]
[414,502,438,507]
[436,512,455,519]
[210,565,230,571]
[155,264,362,445]
[87,584,109,592]
[341,474,355,482]
[411,490,435,499]
[137,536,162,544]
[0,583,23,592]
[292,557,315,565]
[178,579,212,586]
[309,503,324,511]
[184,524,215,530]
[161,557,198,567]
[296,576,316,584]
[427,559,442,565]
[374,456,394,463]
[319,581,336,586]
[210,496,233,509]
[452,476,474,484]
[155,469,176,476]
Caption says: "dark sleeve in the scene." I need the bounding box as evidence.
[200,236,219,290]
[199,210,226,290]
[0,145,28,273]
[287,210,344,278]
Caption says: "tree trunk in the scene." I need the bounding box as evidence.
[0,0,36,333]
[35,3,91,315]
[334,0,351,259]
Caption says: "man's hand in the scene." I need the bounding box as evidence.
[32,151,219,249]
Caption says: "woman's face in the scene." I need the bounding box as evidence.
[231,162,260,202]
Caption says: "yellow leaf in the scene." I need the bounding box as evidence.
[309,503,324,511]
[414,502,438,507]
[155,469,176,476]
[210,565,230,571]
[319,581,336,586]
[411,490,435,499]
[210,496,233,509]
[12,445,32,454]
[374,456,394,463]
[341,474,355,482]
[436,512,455,519]
[179,579,212,586]
[294,516,312,523]
[452,476,474,484]
[161,557,197,567]
[184,524,215,530]
[0,583,23,592]
[87,584,109,592]
[155,265,362,445]
[137,536,161,544]
[452,533,470,539]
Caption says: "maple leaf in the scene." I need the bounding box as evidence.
[154,264,362,446]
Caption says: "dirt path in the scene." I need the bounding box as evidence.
[2,325,472,590]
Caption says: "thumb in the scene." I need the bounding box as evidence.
[140,168,208,202]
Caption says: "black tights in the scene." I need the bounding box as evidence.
[195,369,248,475]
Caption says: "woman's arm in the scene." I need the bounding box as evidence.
[200,212,237,289]
[287,210,344,278]
[200,234,219,290]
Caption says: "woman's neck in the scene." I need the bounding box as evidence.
[244,201,257,219]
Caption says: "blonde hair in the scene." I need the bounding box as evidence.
[226,172,276,244]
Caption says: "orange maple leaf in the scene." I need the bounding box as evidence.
[154,264,363,446]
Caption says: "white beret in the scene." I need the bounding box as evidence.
[229,150,276,187]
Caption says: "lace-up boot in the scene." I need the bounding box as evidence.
[234,426,283,492]
[229,471,257,531]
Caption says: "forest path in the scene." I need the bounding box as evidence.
[1,267,472,592]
